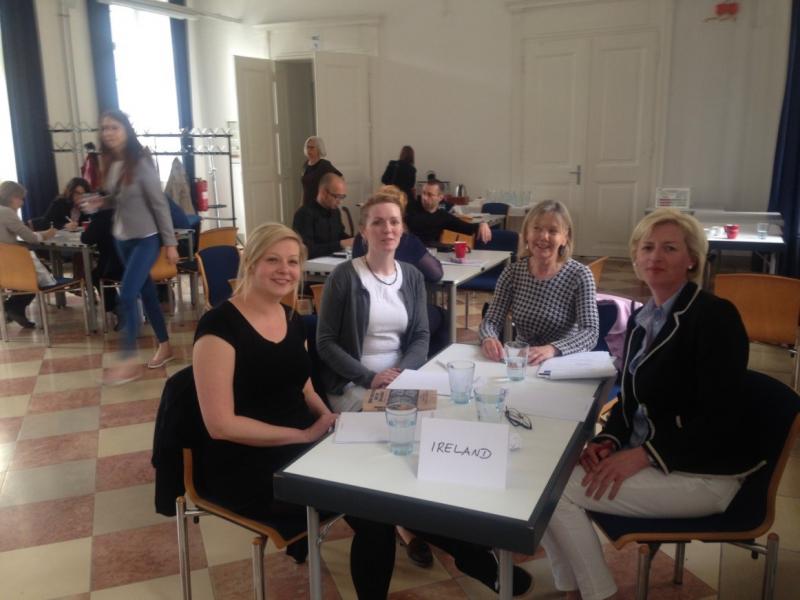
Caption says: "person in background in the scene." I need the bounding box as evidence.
[292,173,353,259]
[37,177,91,231]
[0,181,56,328]
[80,208,124,330]
[480,200,598,365]
[406,179,491,247]
[540,209,758,600]
[301,135,341,207]
[95,110,178,385]
[380,145,417,205]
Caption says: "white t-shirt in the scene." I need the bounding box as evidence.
[352,257,408,374]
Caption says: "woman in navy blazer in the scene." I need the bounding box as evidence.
[540,209,762,600]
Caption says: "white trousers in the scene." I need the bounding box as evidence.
[327,384,368,413]
[540,465,741,600]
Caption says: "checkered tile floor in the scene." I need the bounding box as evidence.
[0,257,798,599]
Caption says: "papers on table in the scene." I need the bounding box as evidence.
[439,256,488,267]
[537,351,617,380]
[388,369,451,396]
[333,411,433,443]
[308,256,346,266]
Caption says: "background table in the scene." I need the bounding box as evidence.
[275,343,610,599]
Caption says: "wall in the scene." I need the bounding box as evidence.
[661,0,789,211]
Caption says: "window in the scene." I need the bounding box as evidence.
[109,3,180,179]
[0,24,17,182]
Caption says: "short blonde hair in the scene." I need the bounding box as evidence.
[376,184,408,211]
[234,223,307,302]
[0,181,26,207]
[629,208,707,286]
[519,200,574,262]
[303,135,327,159]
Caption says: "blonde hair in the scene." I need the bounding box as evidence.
[519,200,574,262]
[0,181,26,207]
[233,223,306,302]
[629,208,707,286]
[359,191,406,229]
[376,184,408,210]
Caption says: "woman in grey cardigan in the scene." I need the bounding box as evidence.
[317,191,430,413]
[96,110,178,385]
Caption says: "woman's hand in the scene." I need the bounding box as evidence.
[581,446,652,501]
[477,222,492,244]
[527,344,558,365]
[481,337,505,362]
[370,368,401,389]
[165,245,179,265]
[579,440,616,473]
[64,220,79,232]
[304,413,337,443]
[41,227,56,240]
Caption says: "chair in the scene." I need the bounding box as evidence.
[586,256,609,288]
[310,284,324,314]
[0,243,89,346]
[439,229,475,249]
[594,300,620,420]
[196,245,241,311]
[588,370,800,600]
[714,273,800,391]
[197,226,239,251]
[481,202,510,229]
[460,230,519,328]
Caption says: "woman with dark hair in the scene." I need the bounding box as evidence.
[39,177,91,231]
[301,136,341,206]
[92,110,178,384]
[381,145,417,204]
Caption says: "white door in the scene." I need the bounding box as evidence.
[234,56,280,238]
[521,37,590,250]
[520,31,658,257]
[313,51,371,227]
[583,31,658,257]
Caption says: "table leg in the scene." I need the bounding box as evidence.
[448,282,457,344]
[82,247,98,332]
[50,250,66,308]
[497,548,513,600]
[307,506,322,600]
[769,251,777,274]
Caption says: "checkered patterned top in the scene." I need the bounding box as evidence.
[479,258,599,355]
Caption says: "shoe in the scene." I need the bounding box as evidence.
[7,310,35,329]
[285,538,308,564]
[147,354,174,369]
[101,364,142,386]
[405,537,433,568]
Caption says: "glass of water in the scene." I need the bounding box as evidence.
[505,341,529,381]
[474,386,508,423]
[756,222,769,239]
[385,401,417,456]
[447,360,475,404]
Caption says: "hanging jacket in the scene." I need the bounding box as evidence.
[165,157,195,215]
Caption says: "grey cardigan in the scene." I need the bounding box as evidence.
[107,157,177,246]
[317,260,430,395]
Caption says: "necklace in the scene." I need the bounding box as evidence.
[364,257,398,286]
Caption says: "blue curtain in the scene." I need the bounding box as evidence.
[0,0,59,220]
[86,0,119,113]
[169,0,196,209]
[768,0,800,277]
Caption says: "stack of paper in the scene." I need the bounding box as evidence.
[387,369,451,396]
[537,352,617,380]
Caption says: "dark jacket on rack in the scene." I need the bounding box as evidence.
[595,282,763,478]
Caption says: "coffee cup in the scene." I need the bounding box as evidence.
[453,241,467,260]
[723,224,740,239]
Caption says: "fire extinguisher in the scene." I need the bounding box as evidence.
[195,178,209,212]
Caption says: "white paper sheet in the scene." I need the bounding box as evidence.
[507,393,595,422]
[333,411,434,443]
[537,351,617,380]
[387,369,451,396]
[308,256,346,266]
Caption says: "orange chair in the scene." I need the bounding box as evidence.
[198,226,239,251]
[0,243,89,346]
[439,229,475,249]
[586,256,608,288]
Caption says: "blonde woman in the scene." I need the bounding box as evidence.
[193,222,335,521]
[479,200,598,365]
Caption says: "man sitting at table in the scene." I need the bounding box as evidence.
[406,179,492,247]
[292,173,354,258]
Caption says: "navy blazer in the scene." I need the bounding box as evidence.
[596,282,762,477]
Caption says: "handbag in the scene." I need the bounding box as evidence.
[30,252,57,288]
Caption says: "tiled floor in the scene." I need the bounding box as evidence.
[0,258,797,599]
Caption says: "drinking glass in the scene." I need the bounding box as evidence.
[385,401,417,456]
[505,341,529,381]
[757,222,769,239]
[475,386,507,423]
[447,360,475,404]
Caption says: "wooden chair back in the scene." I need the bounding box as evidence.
[586,256,609,288]
[198,227,238,251]
[310,284,324,314]
[0,243,39,292]
[150,247,178,282]
[714,273,800,346]
[439,229,475,249]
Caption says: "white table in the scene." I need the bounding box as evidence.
[704,232,785,274]
[305,250,512,342]
[274,343,611,600]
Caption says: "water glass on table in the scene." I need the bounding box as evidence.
[447,360,475,404]
[505,341,529,381]
[475,386,507,423]
[385,400,417,456]
[757,222,769,239]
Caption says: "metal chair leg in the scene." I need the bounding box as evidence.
[99,280,108,334]
[252,536,266,600]
[635,544,658,600]
[762,533,779,600]
[176,496,192,600]
[38,292,50,347]
[0,294,8,342]
[673,542,686,584]
[80,282,90,336]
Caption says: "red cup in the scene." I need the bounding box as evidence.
[81,221,90,232]
[454,241,467,259]
[723,224,739,239]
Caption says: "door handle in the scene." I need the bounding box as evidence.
[568,165,582,185]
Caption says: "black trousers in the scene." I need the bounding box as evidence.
[4,293,35,315]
